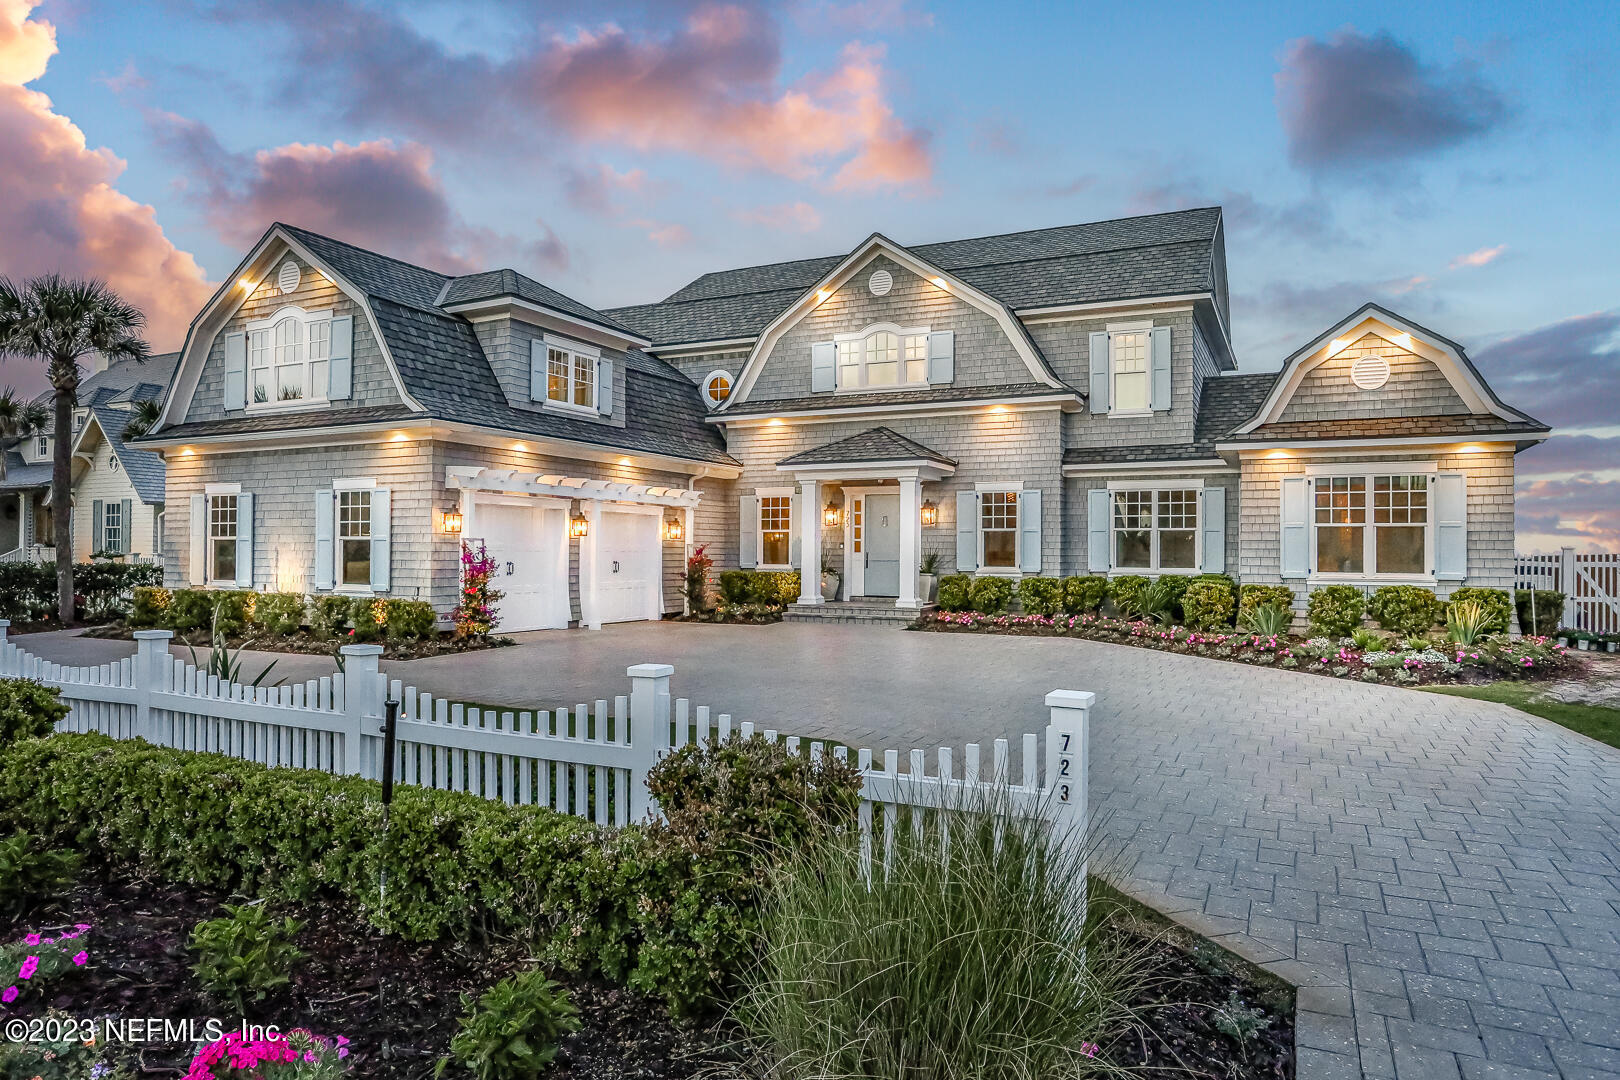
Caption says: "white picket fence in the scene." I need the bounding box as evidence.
[0,621,1091,875]
[1517,547,1620,635]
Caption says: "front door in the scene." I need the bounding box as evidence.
[863,494,901,597]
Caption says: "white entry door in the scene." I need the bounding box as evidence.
[476,499,569,632]
[594,510,662,624]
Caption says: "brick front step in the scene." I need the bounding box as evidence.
[784,599,931,627]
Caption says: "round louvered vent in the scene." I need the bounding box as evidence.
[868,269,893,296]
[1350,354,1390,390]
[277,261,301,294]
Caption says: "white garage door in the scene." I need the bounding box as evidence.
[594,510,662,625]
[477,499,569,632]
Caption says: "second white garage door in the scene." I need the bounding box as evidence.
[593,510,663,625]
[478,499,569,632]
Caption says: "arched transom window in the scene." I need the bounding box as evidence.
[835,323,929,390]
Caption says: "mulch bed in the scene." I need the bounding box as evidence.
[7,868,1292,1080]
[80,623,515,660]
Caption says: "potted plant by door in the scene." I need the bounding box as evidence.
[918,552,940,604]
[821,555,841,602]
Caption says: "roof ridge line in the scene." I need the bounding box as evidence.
[278,222,456,285]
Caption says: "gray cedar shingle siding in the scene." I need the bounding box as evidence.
[472,315,630,429]
[1275,334,1470,423]
[1031,310,1198,448]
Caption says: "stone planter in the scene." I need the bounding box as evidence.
[918,573,938,604]
[821,573,841,602]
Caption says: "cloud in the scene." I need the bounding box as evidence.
[0,0,212,374]
[1127,179,1338,244]
[1450,244,1506,269]
[563,163,651,216]
[626,219,692,248]
[149,112,568,274]
[731,200,822,232]
[218,1,931,191]
[1515,474,1620,551]
[1471,310,1620,429]
[1275,28,1507,170]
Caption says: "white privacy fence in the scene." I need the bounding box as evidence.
[1517,547,1620,635]
[0,621,1092,874]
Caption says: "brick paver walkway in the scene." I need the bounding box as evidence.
[15,624,1620,1079]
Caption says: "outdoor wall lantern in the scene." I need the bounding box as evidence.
[569,511,590,539]
[664,517,685,542]
[441,509,463,535]
[920,499,939,527]
[823,501,841,528]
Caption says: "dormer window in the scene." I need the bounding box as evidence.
[835,323,929,390]
[246,305,333,407]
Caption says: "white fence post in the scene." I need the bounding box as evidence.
[132,629,172,743]
[1044,689,1093,912]
[0,619,7,649]
[340,644,384,778]
[627,663,673,822]
[1561,546,1578,628]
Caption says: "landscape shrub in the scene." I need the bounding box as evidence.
[0,831,82,923]
[129,585,171,628]
[684,545,713,614]
[188,902,305,1012]
[0,563,53,621]
[0,560,162,623]
[449,970,580,1080]
[166,588,215,633]
[1061,575,1107,615]
[936,574,972,612]
[1306,585,1364,637]
[1238,584,1295,622]
[1446,587,1512,635]
[383,598,437,641]
[1016,576,1064,616]
[1108,575,1150,617]
[252,592,307,636]
[310,595,355,640]
[761,571,801,606]
[1193,572,1238,596]
[1182,580,1235,630]
[968,576,1014,614]
[717,570,752,605]
[1514,589,1564,635]
[1154,575,1193,619]
[1368,585,1444,637]
[0,678,68,745]
[204,590,254,636]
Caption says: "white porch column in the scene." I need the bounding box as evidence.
[797,478,823,604]
[898,477,921,608]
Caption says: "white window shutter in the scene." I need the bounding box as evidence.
[313,491,335,590]
[223,332,247,411]
[1088,331,1109,412]
[597,356,614,416]
[1434,472,1467,580]
[1018,489,1042,574]
[1200,487,1225,573]
[529,338,545,400]
[370,488,391,591]
[954,490,978,572]
[1280,476,1309,578]
[810,342,835,393]
[1150,326,1172,411]
[189,494,207,585]
[738,496,759,568]
[927,330,955,384]
[328,316,353,399]
[1087,488,1111,573]
[789,495,801,568]
[235,492,254,588]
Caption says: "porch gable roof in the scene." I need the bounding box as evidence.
[776,426,957,469]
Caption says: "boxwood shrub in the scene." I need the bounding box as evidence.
[1238,584,1295,621]
[1181,580,1235,630]
[1306,585,1365,638]
[936,574,972,612]
[1368,585,1444,637]
[1061,575,1107,615]
[167,588,217,634]
[968,576,1014,614]
[0,679,68,745]
[1016,576,1064,616]
[1446,587,1512,635]
[252,592,308,636]
[1107,575,1150,617]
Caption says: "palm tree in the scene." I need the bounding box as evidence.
[122,397,163,440]
[0,275,149,623]
[0,388,49,482]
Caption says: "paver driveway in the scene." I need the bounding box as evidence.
[14,622,1620,1080]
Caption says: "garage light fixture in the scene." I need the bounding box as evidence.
[441,509,463,535]
[823,501,841,527]
[569,511,590,539]
[920,499,938,527]
[664,517,685,542]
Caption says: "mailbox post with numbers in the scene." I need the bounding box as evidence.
[1043,688,1094,913]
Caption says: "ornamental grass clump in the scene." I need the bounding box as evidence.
[1446,599,1493,647]
[734,789,1148,1080]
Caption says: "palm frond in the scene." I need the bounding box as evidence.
[123,397,163,439]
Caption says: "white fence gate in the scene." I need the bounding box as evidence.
[1517,547,1620,635]
[0,621,1091,883]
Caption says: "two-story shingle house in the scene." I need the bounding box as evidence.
[137,209,1549,629]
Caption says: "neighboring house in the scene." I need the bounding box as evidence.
[0,352,177,563]
[135,210,1549,629]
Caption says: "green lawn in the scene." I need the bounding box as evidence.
[1422,682,1620,749]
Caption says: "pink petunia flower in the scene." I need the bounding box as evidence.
[1,985,16,1003]
[17,956,39,980]
[72,951,87,966]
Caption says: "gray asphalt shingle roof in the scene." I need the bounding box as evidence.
[438,269,644,341]
[777,427,957,468]
[1061,370,1278,467]
[88,404,167,503]
[606,208,1225,346]
[0,452,50,493]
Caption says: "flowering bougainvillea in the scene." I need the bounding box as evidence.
[0,922,91,1007]
[454,539,503,640]
[186,1029,351,1079]
[684,544,713,614]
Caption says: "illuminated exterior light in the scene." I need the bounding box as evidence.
[920,500,939,527]
[441,509,463,535]
[665,517,685,542]
[569,511,590,539]
[823,501,841,528]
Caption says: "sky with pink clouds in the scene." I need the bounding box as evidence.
[1,0,1616,551]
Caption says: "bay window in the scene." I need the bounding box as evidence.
[1111,488,1199,572]
[836,324,929,390]
[1313,472,1429,577]
[246,305,333,406]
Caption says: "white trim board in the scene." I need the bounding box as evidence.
[711,395,1078,426]
[1063,459,1231,476]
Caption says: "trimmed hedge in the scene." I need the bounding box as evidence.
[1306,585,1365,638]
[1,679,67,745]
[1446,587,1512,635]
[1061,575,1107,615]
[1238,584,1295,621]
[937,574,972,613]
[1515,589,1564,635]
[253,592,308,636]
[968,576,1014,615]
[1182,580,1235,630]
[0,731,854,1015]
[1368,585,1444,637]
[717,570,800,608]
[1016,576,1064,616]
[1107,575,1150,617]
[0,560,161,622]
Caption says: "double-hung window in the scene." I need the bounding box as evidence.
[337,488,373,587]
[979,491,1019,569]
[246,305,333,406]
[759,495,792,567]
[208,494,238,583]
[543,338,597,411]
[835,324,929,390]
[1314,472,1428,576]
[1110,328,1151,413]
[1111,488,1198,572]
[102,501,123,554]
[35,435,48,457]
